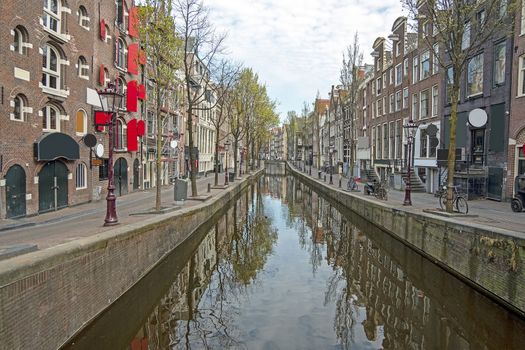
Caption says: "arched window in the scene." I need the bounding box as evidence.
[42,44,62,90]
[117,77,127,109]
[12,94,28,121]
[78,5,90,29]
[116,38,127,69]
[42,104,60,131]
[76,109,87,135]
[43,0,61,34]
[77,56,89,79]
[75,163,87,189]
[114,119,127,150]
[13,26,29,55]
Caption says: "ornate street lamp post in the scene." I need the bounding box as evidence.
[329,145,334,185]
[403,119,419,206]
[224,140,230,186]
[98,82,124,226]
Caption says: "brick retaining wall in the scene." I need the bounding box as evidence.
[0,170,262,350]
[288,163,525,318]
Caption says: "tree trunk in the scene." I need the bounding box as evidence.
[187,104,198,197]
[446,79,460,213]
[214,133,219,186]
[233,138,238,180]
[155,88,162,212]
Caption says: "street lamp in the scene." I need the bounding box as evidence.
[224,140,230,186]
[403,119,420,206]
[97,81,124,226]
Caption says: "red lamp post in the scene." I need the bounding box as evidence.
[98,82,124,226]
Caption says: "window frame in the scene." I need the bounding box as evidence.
[43,0,61,34]
[466,52,484,98]
[395,90,402,112]
[77,56,89,80]
[413,56,419,84]
[420,50,430,80]
[403,87,409,109]
[75,163,87,189]
[76,109,87,135]
[12,94,27,122]
[42,104,60,132]
[519,55,525,97]
[116,37,127,70]
[432,85,439,118]
[395,63,402,86]
[493,41,506,87]
[78,5,90,30]
[420,89,430,120]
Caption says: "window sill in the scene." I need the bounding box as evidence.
[41,85,70,98]
[466,93,483,100]
[43,27,70,43]
[10,117,25,123]
[75,187,88,191]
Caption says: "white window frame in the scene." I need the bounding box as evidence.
[43,0,62,34]
[462,21,471,50]
[42,105,60,132]
[420,89,429,120]
[403,88,408,109]
[395,63,402,86]
[78,6,90,30]
[412,93,418,120]
[518,55,525,97]
[432,44,439,75]
[11,95,28,122]
[521,1,525,35]
[432,85,439,117]
[389,94,394,114]
[116,37,127,70]
[413,56,419,84]
[395,90,402,112]
[420,51,430,80]
[75,163,87,189]
[77,56,89,80]
[41,44,63,93]
[404,58,409,77]
[493,41,506,87]
[12,26,31,55]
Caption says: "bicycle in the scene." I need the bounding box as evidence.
[347,176,358,191]
[439,185,468,214]
[375,179,389,201]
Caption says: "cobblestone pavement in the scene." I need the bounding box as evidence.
[291,163,525,234]
[0,171,253,251]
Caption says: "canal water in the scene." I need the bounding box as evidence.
[65,176,525,350]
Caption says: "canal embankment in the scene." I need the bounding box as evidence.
[287,162,525,319]
[0,169,263,350]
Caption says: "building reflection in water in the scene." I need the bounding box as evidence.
[66,176,524,350]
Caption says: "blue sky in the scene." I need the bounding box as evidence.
[208,0,406,124]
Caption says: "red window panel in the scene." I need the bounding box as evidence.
[128,43,139,75]
[127,80,138,112]
[137,84,146,100]
[127,119,138,152]
[99,64,105,86]
[129,7,139,38]
[94,111,111,132]
[139,50,147,65]
[100,19,106,40]
[137,120,145,137]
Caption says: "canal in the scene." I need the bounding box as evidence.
[64,176,525,350]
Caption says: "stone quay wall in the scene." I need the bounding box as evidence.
[0,170,263,350]
[287,163,525,318]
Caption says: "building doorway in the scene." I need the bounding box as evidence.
[114,157,128,197]
[5,165,26,218]
[38,160,68,213]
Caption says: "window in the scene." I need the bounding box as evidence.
[12,94,28,121]
[420,90,429,119]
[114,119,127,150]
[493,41,506,87]
[395,41,401,57]
[42,105,60,131]
[389,94,394,113]
[376,58,382,72]
[499,0,508,18]
[76,109,87,135]
[432,44,439,75]
[42,44,61,90]
[403,88,408,109]
[432,85,439,117]
[395,90,402,111]
[117,77,126,109]
[396,120,402,158]
[383,97,387,116]
[99,159,109,180]
[78,6,90,29]
[395,64,402,86]
[404,58,409,77]
[420,51,430,80]
[383,124,388,159]
[521,1,525,35]
[116,38,127,69]
[77,56,89,79]
[412,93,418,120]
[116,0,124,28]
[376,77,382,95]
[377,98,383,116]
[13,26,29,55]
[382,72,387,89]
[420,131,428,157]
[446,66,454,103]
[467,53,484,97]
[43,0,61,34]
[476,10,485,28]
[389,69,393,86]
[76,163,87,189]
[519,55,525,96]
[413,56,419,84]
[462,21,471,50]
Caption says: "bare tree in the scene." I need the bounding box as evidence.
[210,60,241,186]
[340,32,363,181]
[402,0,516,211]
[174,0,226,197]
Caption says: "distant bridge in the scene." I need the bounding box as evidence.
[264,160,286,176]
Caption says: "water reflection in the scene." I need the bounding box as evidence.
[65,176,525,350]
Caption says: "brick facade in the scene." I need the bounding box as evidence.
[0,0,143,219]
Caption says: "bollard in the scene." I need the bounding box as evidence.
[324,174,326,182]
[339,178,342,188]
[207,183,211,193]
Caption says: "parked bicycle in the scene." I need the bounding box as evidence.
[365,179,388,200]
[439,185,468,214]
[347,176,358,191]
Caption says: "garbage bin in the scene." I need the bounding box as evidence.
[174,178,188,202]
[229,172,235,182]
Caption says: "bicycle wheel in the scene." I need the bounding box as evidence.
[439,192,447,210]
[455,196,468,214]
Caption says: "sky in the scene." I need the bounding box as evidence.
[207,0,406,124]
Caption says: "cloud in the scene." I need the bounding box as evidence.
[207,0,405,122]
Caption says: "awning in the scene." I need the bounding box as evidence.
[34,132,80,161]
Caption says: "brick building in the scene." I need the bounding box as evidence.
[0,0,145,219]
